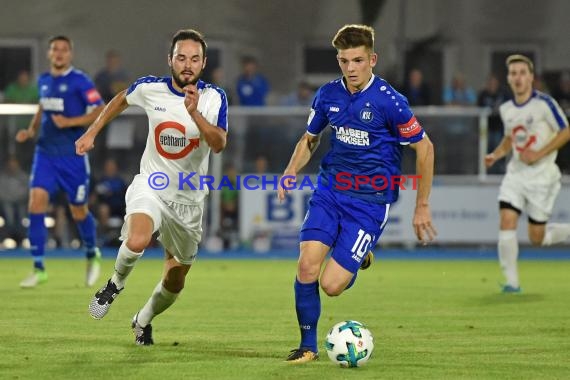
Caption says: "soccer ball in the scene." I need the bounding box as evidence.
[324,320,374,367]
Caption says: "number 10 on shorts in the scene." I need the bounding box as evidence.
[351,229,372,261]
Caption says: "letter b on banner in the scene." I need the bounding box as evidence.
[267,193,294,221]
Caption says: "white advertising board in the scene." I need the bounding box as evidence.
[239,185,570,246]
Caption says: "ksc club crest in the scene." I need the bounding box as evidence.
[359,107,373,123]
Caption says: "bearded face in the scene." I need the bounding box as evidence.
[169,39,206,89]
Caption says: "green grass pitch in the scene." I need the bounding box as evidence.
[1,258,569,379]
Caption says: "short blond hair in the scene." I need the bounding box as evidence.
[332,24,374,51]
[506,54,534,74]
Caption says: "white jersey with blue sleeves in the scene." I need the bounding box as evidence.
[499,90,569,182]
[126,76,228,204]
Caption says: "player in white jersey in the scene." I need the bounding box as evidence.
[485,55,570,293]
[76,29,228,344]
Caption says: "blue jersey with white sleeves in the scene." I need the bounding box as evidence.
[307,75,425,204]
[37,67,103,156]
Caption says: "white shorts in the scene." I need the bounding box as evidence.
[121,174,204,265]
[498,173,561,222]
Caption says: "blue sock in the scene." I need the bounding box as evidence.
[76,212,97,258]
[294,278,320,352]
[29,213,47,271]
[345,272,358,291]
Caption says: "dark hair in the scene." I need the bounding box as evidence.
[48,35,73,50]
[241,55,257,65]
[506,54,534,74]
[332,24,374,51]
[170,29,207,58]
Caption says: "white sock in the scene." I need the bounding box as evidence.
[542,223,570,246]
[110,241,143,288]
[498,230,519,288]
[137,281,179,327]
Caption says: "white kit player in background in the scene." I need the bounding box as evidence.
[75,29,228,344]
[485,54,570,293]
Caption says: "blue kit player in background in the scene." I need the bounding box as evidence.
[15,35,105,288]
[278,24,437,363]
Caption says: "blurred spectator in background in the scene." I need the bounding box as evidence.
[532,74,550,94]
[4,70,38,104]
[443,73,476,106]
[220,164,239,249]
[552,71,570,110]
[4,70,39,146]
[401,68,432,106]
[254,154,269,174]
[236,56,270,106]
[0,156,28,241]
[95,50,130,103]
[478,74,508,111]
[93,158,127,220]
[210,66,233,105]
[280,80,314,107]
[478,74,509,174]
[90,158,127,246]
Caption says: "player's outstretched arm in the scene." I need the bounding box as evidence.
[76,89,129,156]
[15,105,42,143]
[409,135,437,244]
[51,104,104,129]
[278,132,320,201]
[485,135,512,168]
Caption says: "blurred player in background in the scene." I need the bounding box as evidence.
[485,54,570,293]
[77,29,228,345]
[278,24,436,363]
[16,35,104,288]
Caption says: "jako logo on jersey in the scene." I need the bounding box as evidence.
[154,106,166,112]
[329,106,340,112]
[330,125,370,146]
[359,107,373,122]
[512,125,536,152]
[397,116,422,138]
[40,97,64,112]
[154,121,200,160]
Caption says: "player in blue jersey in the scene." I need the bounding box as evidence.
[278,25,437,363]
[15,35,105,288]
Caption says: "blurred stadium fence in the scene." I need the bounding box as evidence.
[1,104,569,250]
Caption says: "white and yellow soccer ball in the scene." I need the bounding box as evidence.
[324,320,374,367]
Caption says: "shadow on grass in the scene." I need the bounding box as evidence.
[114,340,285,360]
[477,293,545,305]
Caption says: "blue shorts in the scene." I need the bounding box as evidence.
[300,188,390,273]
[30,151,91,205]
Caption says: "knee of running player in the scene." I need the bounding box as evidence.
[319,276,346,297]
[28,189,49,213]
[125,233,152,253]
[69,204,89,221]
[297,257,321,283]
